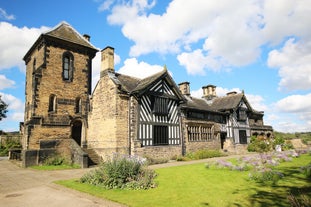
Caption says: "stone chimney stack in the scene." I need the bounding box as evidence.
[178,82,190,96]
[202,85,216,100]
[100,46,114,78]
[83,34,90,41]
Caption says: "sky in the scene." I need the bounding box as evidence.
[0,0,311,133]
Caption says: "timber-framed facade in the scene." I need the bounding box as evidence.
[21,22,273,167]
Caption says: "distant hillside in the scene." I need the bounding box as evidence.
[274,131,311,145]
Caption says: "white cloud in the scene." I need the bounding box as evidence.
[0,92,24,111]
[262,0,311,45]
[117,58,164,79]
[245,94,267,112]
[268,38,311,91]
[104,0,311,87]
[271,93,311,132]
[0,22,49,72]
[0,8,15,20]
[275,93,311,113]
[0,75,15,90]
[0,92,24,128]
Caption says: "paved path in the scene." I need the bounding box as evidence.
[0,154,252,207]
[0,157,126,207]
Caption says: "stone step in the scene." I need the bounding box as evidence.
[86,148,101,166]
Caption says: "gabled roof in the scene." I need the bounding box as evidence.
[24,21,98,61]
[107,68,185,101]
[44,21,97,50]
[209,93,260,113]
[210,93,244,111]
[181,96,214,111]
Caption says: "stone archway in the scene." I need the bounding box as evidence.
[71,120,82,146]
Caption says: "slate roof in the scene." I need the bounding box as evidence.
[209,93,245,111]
[107,69,185,101]
[181,96,214,111]
[24,21,98,61]
[44,21,97,50]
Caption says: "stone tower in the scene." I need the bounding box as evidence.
[22,22,98,166]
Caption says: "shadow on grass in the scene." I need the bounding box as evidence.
[248,165,311,207]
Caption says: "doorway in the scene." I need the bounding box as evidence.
[72,120,82,145]
[220,133,227,149]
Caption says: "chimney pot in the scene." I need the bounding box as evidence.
[202,84,216,100]
[83,34,90,41]
[178,82,190,96]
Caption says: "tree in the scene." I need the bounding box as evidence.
[0,95,8,121]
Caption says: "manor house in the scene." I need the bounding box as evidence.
[21,22,273,167]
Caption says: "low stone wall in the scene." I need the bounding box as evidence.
[134,145,182,160]
[22,138,88,168]
[185,140,220,154]
[223,139,248,154]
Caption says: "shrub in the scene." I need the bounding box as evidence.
[248,135,273,153]
[0,138,21,156]
[44,154,68,166]
[80,154,157,190]
[249,166,284,185]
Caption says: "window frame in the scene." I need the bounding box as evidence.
[48,94,56,112]
[153,125,169,146]
[151,96,169,116]
[62,52,74,82]
[75,97,82,114]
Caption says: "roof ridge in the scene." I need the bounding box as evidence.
[44,21,98,50]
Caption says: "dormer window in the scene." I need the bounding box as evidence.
[62,52,74,81]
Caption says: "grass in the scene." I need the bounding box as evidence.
[56,154,311,207]
[31,164,80,170]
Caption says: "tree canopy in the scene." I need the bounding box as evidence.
[0,95,8,121]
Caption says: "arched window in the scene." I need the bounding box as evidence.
[48,94,56,112]
[62,52,74,81]
[75,97,82,114]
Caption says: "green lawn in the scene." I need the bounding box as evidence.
[56,154,311,207]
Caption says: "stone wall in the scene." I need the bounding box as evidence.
[134,145,182,160]
[87,71,130,159]
[222,139,248,154]
[185,140,220,153]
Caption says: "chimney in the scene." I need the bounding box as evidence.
[178,82,190,96]
[226,91,237,96]
[202,85,216,100]
[83,34,90,41]
[100,46,114,78]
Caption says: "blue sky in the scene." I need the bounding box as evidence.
[0,0,311,132]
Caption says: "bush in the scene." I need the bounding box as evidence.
[249,167,284,185]
[80,154,157,190]
[44,154,68,166]
[248,135,273,153]
[0,138,21,156]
